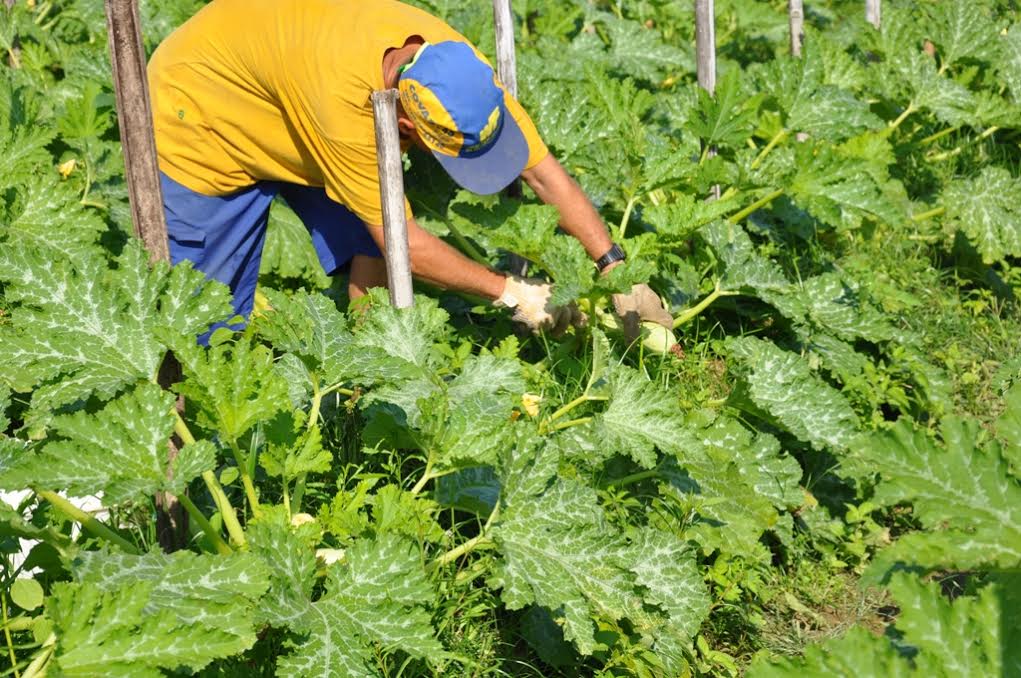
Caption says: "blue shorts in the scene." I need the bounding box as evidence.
[161,172,381,325]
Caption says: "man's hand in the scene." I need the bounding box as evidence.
[495,275,584,335]
[612,283,673,342]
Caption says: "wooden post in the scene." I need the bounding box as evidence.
[694,0,720,199]
[492,0,529,276]
[866,0,881,29]
[492,0,518,98]
[789,0,804,57]
[371,90,415,309]
[105,0,184,551]
[105,0,170,263]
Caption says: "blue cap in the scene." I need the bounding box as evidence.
[398,41,529,194]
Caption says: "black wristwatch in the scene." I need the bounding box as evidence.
[595,243,626,272]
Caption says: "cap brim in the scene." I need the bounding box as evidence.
[432,114,529,195]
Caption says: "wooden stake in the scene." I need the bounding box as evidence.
[694,0,720,200]
[492,0,529,275]
[789,0,804,57]
[694,0,716,94]
[105,0,184,552]
[105,0,169,263]
[493,0,518,98]
[371,90,415,309]
[866,0,881,29]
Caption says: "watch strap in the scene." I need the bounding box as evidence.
[595,243,626,271]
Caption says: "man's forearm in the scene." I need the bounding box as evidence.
[521,154,614,261]
[364,221,507,300]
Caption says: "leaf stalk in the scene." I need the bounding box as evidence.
[36,491,138,555]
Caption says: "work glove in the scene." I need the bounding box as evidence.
[612,283,674,343]
[495,275,584,336]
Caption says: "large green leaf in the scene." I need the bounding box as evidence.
[852,415,1021,574]
[0,241,232,417]
[943,166,1021,265]
[727,337,861,451]
[924,2,1000,69]
[48,550,269,676]
[0,383,186,504]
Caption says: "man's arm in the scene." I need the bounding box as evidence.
[363,219,506,299]
[520,154,615,261]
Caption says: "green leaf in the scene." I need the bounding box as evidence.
[595,367,689,469]
[761,48,881,141]
[435,466,499,516]
[644,194,736,244]
[763,273,898,344]
[10,577,43,611]
[0,241,232,417]
[999,25,1021,103]
[727,337,861,451]
[0,384,182,504]
[686,69,758,150]
[259,201,331,288]
[997,383,1021,476]
[747,626,912,678]
[925,2,1000,68]
[369,484,444,543]
[174,336,291,443]
[262,413,332,482]
[601,14,691,82]
[274,533,447,677]
[943,166,1021,265]
[852,416,1021,574]
[699,221,788,294]
[50,549,270,676]
[354,290,449,371]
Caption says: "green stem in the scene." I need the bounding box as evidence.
[910,206,945,222]
[927,126,1000,161]
[617,195,638,240]
[178,493,232,555]
[603,468,660,489]
[727,189,785,225]
[410,456,435,496]
[227,439,261,517]
[673,283,739,329]
[172,411,247,547]
[751,129,788,170]
[445,218,489,266]
[20,639,53,678]
[37,491,138,554]
[883,104,917,136]
[2,595,19,678]
[549,416,593,432]
[430,504,501,570]
[201,471,246,548]
[545,393,607,426]
[291,378,324,514]
[919,125,959,145]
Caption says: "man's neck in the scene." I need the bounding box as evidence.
[382,37,425,89]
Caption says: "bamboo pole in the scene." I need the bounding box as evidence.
[105,0,185,552]
[492,0,529,276]
[789,0,804,57]
[371,90,415,309]
[694,0,720,200]
[866,0,881,29]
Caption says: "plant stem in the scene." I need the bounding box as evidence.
[172,411,247,547]
[919,125,959,145]
[227,440,261,517]
[291,379,324,514]
[2,595,19,678]
[549,416,593,432]
[910,206,945,222]
[927,126,1000,161]
[673,283,738,329]
[178,493,232,555]
[727,188,785,225]
[604,468,660,489]
[37,491,138,554]
[751,129,788,169]
[883,104,917,136]
[431,504,501,570]
[617,195,638,240]
[20,638,53,678]
[411,456,434,496]
[445,218,489,266]
[201,471,246,548]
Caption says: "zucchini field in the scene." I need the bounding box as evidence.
[2,0,1020,676]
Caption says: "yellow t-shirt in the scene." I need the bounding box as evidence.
[148,0,548,225]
